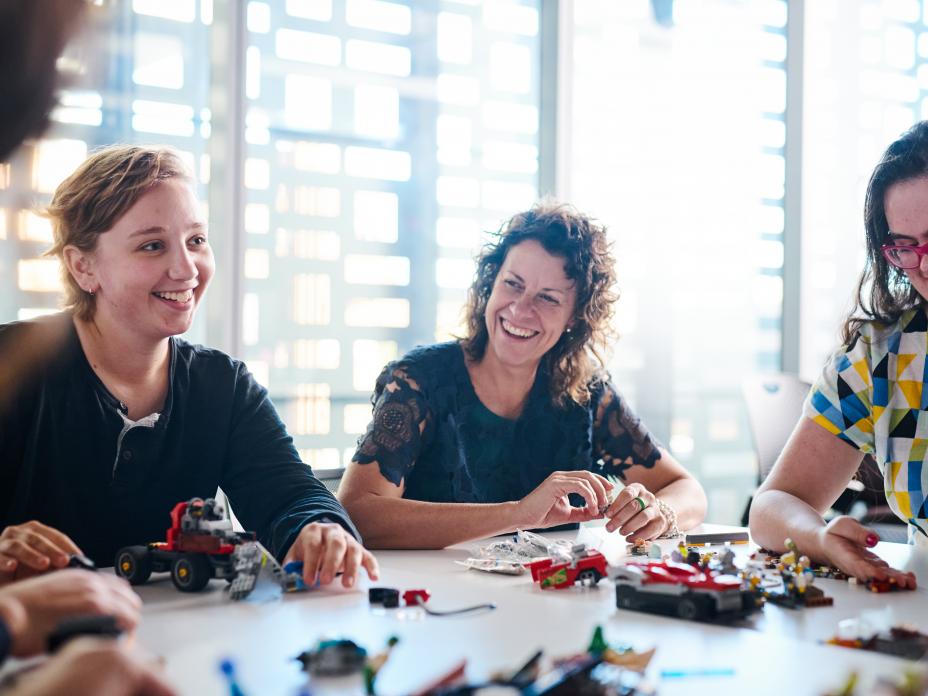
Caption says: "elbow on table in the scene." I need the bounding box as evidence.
[746,488,781,549]
[337,492,404,550]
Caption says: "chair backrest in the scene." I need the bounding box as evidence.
[741,373,812,484]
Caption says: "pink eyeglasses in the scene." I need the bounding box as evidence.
[882,241,928,270]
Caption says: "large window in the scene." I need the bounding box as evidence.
[563,0,789,523]
[239,1,542,469]
[799,0,926,379]
[0,0,542,473]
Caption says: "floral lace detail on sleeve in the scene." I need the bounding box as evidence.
[353,366,429,487]
[593,382,661,480]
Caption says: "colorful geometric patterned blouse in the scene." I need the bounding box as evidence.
[352,341,663,508]
[804,307,928,539]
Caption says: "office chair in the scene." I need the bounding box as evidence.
[740,373,906,542]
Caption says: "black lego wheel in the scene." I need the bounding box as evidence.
[115,546,152,585]
[676,597,699,621]
[171,554,212,592]
[615,585,636,609]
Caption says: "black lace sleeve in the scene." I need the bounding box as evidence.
[352,365,430,487]
[593,381,662,480]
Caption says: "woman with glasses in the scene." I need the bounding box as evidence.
[750,122,928,587]
[338,202,706,549]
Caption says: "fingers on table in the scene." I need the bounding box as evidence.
[0,522,80,571]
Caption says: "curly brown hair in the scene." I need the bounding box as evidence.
[460,202,618,406]
[45,145,194,321]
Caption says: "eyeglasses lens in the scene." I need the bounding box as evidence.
[887,248,920,269]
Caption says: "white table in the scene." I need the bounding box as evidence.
[132,523,928,696]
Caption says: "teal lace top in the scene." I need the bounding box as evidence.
[353,342,662,505]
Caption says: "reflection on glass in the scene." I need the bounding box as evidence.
[354,85,400,138]
[132,0,195,22]
[284,75,332,130]
[133,33,185,88]
[33,140,87,194]
[344,254,410,286]
[344,146,411,181]
[353,191,398,242]
[17,259,61,293]
[276,29,340,65]
[437,13,473,64]
[294,339,340,369]
[344,298,410,328]
[352,339,397,390]
[293,274,332,325]
[345,39,411,76]
[286,0,332,22]
[346,0,411,35]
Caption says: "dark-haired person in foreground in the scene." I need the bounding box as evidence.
[750,122,928,589]
[339,203,706,548]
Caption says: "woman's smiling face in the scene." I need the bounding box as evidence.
[79,178,214,342]
[483,239,577,371]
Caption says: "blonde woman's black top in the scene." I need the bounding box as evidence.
[0,313,358,566]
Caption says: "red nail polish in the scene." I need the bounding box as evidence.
[866,533,878,547]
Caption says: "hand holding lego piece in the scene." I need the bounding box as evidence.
[816,516,916,589]
[515,471,613,528]
[0,570,140,657]
[283,521,379,589]
[0,521,84,583]
[7,637,176,696]
[602,483,666,540]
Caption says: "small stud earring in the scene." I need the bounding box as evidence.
[565,327,572,334]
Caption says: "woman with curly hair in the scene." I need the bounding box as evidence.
[338,202,706,548]
[750,123,928,589]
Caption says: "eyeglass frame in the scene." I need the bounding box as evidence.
[881,241,928,270]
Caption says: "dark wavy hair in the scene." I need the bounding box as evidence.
[843,121,928,344]
[460,202,618,406]
[0,0,85,162]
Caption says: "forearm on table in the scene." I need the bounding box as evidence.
[749,489,828,558]
[342,495,523,549]
[653,476,707,532]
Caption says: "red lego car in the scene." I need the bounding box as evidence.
[613,560,761,621]
[115,497,255,593]
[525,547,608,590]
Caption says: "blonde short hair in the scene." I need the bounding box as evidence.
[45,145,194,320]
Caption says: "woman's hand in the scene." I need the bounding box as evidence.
[815,516,916,588]
[0,570,141,657]
[11,637,176,696]
[516,471,612,529]
[603,483,667,540]
[0,521,83,583]
[283,522,379,589]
